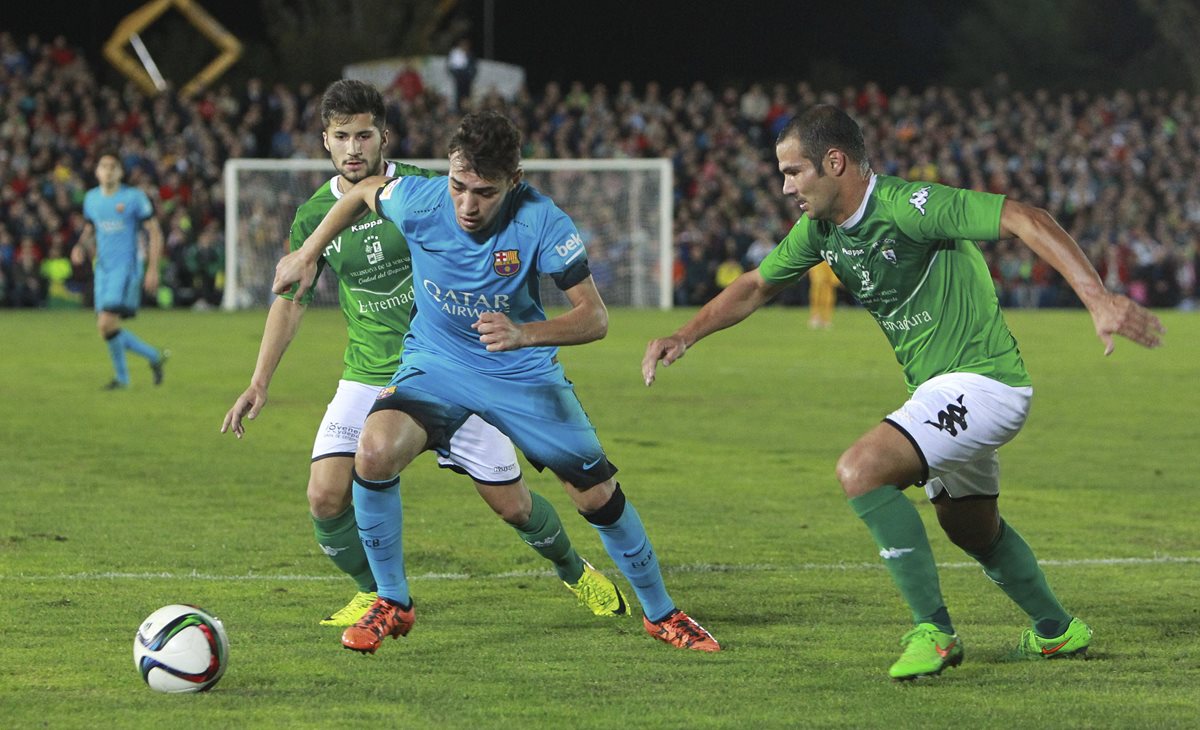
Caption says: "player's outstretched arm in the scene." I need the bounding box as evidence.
[272,175,389,298]
[473,275,608,351]
[220,296,307,438]
[999,199,1165,355]
[643,268,784,386]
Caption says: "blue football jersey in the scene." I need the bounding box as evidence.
[82,185,154,273]
[375,175,588,377]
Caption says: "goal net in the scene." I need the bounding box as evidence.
[222,158,674,310]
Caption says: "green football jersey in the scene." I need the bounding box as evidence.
[758,174,1031,392]
[283,161,439,385]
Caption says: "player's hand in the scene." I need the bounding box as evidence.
[143,267,159,296]
[220,385,268,439]
[472,311,525,351]
[69,244,85,266]
[272,250,318,299]
[1090,291,1165,355]
[642,334,688,386]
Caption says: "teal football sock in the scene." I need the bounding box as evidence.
[119,328,159,362]
[351,471,409,606]
[583,484,673,621]
[105,330,129,384]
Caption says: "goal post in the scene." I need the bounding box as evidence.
[222,158,674,310]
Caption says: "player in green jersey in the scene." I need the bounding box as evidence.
[644,104,1165,680]
[221,80,626,627]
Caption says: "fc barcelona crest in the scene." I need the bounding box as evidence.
[494,249,521,276]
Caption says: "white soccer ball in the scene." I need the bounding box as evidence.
[133,604,229,693]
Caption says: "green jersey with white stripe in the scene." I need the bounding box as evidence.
[283,161,438,385]
[757,174,1030,392]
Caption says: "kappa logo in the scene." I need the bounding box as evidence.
[909,186,931,216]
[925,394,969,436]
[879,547,915,559]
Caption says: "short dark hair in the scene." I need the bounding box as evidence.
[320,79,386,131]
[447,111,522,181]
[776,104,869,175]
[95,148,122,168]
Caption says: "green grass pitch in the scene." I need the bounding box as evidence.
[1,306,1196,728]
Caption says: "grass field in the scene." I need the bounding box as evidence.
[1,305,1197,729]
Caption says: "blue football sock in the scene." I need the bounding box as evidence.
[582,484,674,621]
[119,329,159,362]
[105,330,129,384]
[351,470,409,606]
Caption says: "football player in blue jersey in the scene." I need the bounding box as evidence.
[273,111,719,654]
[71,151,168,389]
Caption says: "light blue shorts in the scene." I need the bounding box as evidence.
[94,263,144,316]
[370,355,616,488]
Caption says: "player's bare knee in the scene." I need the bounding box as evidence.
[564,476,615,513]
[496,502,531,525]
[477,483,532,524]
[942,523,996,555]
[307,480,350,519]
[354,437,397,481]
[934,497,1001,554]
[835,450,875,498]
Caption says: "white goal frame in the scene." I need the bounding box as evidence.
[222,158,674,310]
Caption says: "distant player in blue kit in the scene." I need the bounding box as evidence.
[274,111,719,654]
[71,151,167,389]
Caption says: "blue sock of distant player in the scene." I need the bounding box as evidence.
[104,331,130,384]
[351,470,410,608]
[581,483,674,621]
[118,329,160,363]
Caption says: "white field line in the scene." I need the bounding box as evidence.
[4,555,1197,583]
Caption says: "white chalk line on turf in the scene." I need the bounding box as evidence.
[5,555,1197,583]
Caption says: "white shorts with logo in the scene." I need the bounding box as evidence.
[884,372,1033,501]
[312,379,522,484]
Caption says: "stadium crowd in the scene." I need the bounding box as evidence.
[2,31,1197,310]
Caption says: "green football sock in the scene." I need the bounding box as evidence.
[850,486,953,634]
[514,491,585,584]
[312,505,375,593]
[967,519,1072,637]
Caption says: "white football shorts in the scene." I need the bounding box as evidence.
[312,379,521,484]
[884,372,1033,500]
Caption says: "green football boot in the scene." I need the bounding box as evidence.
[564,559,628,617]
[1015,617,1092,659]
[888,623,964,681]
[320,590,378,627]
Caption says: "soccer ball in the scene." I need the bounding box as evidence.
[133,604,229,693]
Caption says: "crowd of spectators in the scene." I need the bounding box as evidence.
[2,31,1197,311]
